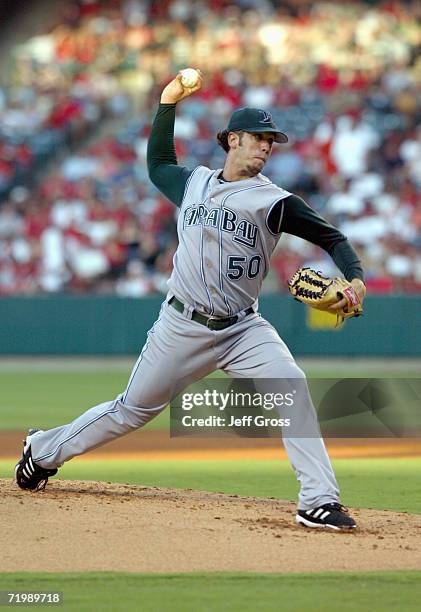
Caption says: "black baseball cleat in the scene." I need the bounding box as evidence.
[296,502,356,530]
[15,429,58,491]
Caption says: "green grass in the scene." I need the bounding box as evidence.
[0,370,230,430]
[0,572,420,611]
[2,458,420,514]
[0,372,167,430]
[1,369,418,431]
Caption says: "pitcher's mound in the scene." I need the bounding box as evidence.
[2,479,421,573]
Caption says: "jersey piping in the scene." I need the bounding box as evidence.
[219,182,269,315]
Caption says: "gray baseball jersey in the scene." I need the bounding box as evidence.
[24,101,367,510]
[168,166,290,316]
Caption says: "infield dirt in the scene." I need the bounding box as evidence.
[2,431,421,461]
[2,478,421,574]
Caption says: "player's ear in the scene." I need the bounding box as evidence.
[228,131,240,149]
[228,132,241,149]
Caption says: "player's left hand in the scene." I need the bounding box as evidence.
[160,70,203,104]
[328,278,366,313]
[288,268,365,327]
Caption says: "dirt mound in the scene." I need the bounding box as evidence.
[2,479,421,573]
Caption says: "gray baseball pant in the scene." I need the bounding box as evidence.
[30,301,339,510]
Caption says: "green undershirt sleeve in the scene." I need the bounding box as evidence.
[274,194,364,282]
[147,103,195,207]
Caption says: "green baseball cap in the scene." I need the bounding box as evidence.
[226,107,288,143]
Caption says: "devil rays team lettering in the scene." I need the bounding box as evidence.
[183,205,258,248]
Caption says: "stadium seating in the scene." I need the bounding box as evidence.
[0,0,419,295]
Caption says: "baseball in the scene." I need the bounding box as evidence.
[180,68,200,88]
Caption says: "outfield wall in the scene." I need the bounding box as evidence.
[0,294,419,356]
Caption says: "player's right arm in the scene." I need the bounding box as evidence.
[147,71,203,207]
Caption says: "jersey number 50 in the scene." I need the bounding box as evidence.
[227,255,261,280]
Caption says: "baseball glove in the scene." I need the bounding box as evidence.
[288,267,363,326]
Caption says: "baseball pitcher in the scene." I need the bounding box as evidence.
[15,70,366,530]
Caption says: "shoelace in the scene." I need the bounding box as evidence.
[326,503,349,513]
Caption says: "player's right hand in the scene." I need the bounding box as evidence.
[160,70,203,104]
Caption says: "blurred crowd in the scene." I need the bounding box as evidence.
[0,0,420,296]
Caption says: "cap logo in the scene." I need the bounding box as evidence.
[259,110,272,124]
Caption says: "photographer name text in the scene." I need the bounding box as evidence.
[181,415,291,427]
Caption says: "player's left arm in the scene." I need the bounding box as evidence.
[268,194,366,309]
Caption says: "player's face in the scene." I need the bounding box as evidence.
[233,131,274,176]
